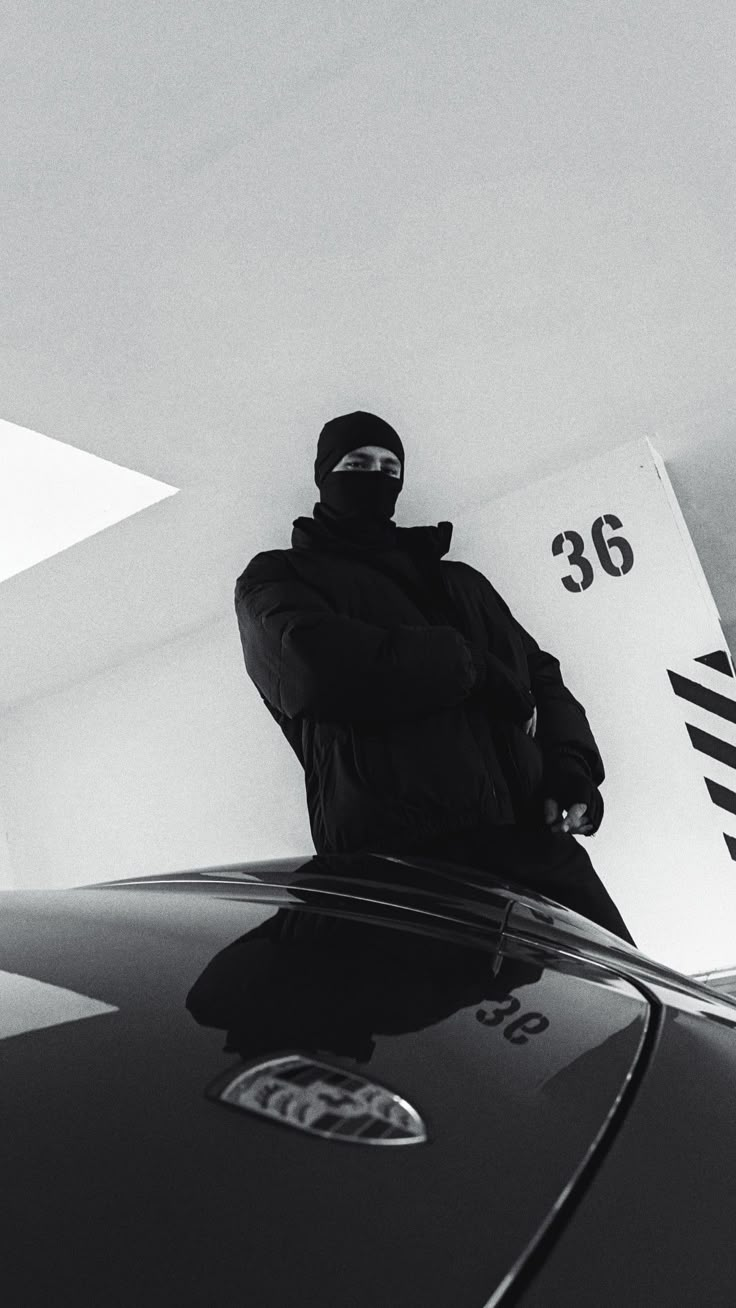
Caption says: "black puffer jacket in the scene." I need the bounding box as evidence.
[234,514,604,856]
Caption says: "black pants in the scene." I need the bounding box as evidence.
[404,822,636,947]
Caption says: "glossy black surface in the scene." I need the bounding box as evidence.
[1,850,735,1306]
[520,982,736,1308]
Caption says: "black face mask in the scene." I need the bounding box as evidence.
[319,470,402,521]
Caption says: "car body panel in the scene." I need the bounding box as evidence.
[2,851,736,1306]
[1,861,649,1308]
[517,981,736,1308]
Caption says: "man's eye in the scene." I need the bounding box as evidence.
[344,462,398,473]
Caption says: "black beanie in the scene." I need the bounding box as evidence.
[314,412,405,489]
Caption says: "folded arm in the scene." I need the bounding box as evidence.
[235,552,484,723]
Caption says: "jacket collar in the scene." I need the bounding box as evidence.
[291,510,454,562]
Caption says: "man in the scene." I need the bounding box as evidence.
[235,410,635,944]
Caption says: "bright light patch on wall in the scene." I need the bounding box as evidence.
[0,416,179,584]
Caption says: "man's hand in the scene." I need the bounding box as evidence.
[543,797,594,836]
[524,706,537,737]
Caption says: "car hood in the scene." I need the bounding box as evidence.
[0,855,651,1308]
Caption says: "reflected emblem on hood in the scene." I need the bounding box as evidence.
[209,1054,427,1145]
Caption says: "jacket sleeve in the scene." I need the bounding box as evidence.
[486,583,605,788]
[234,551,483,723]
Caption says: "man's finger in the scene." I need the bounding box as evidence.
[566,803,588,828]
[543,798,571,834]
[560,803,588,833]
[543,798,560,825]
[543,800,589,834]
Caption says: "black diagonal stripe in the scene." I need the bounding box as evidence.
[685,724,736,771]
[724,833,736,861]
[668,671,736,725]
[704,778,736,817]
[695,650,735,677]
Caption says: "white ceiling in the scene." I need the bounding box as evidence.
[2,0,736,713]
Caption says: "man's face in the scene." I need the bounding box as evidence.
[331,445,402,479]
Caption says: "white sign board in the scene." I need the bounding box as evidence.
[453,437,736,975]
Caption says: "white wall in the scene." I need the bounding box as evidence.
[0,796,12,889]
[0,614,312,890]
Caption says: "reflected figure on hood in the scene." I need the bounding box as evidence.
[234,410,634,945]
[186,907,543,1066]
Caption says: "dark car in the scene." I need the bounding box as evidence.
[2,849,736,1307]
